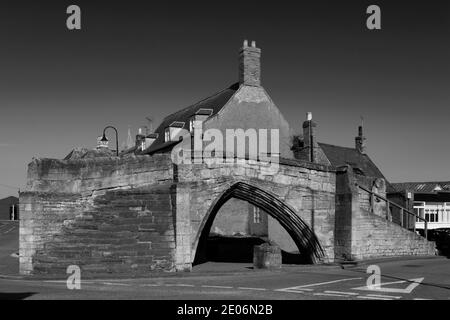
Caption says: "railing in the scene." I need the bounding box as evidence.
[357,184,428,239]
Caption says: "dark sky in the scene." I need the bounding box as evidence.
[0,0,449,198]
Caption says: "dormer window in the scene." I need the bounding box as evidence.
[189,109,213,133]
[145,133,159,149]
[165,121,185,142]
[196,108,213,117]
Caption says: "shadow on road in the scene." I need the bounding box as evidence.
[195,235,310,265]
[0,292,36,300]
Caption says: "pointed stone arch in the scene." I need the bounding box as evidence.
[192,181,325,265]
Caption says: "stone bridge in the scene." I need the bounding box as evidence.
[20,154,336,275]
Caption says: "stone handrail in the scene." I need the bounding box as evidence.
[356,183,428,239]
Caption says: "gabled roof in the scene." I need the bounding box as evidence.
[0,196,18,205]
[319,143,386,179]
[392,182,450,193]
[318,143,395,192]
[146,83,239,153]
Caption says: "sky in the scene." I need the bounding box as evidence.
[0,0,449,198]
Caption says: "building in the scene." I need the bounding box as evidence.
[0,196,19,220]
[20,41,435,276]
[125,41,418,259]
[391,182,450,231]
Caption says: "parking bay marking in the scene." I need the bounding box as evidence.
[275,277,363,293]
[314,293,348,298]
[366,293,401,299]
[201,285,234,289]
[357,295,393,300]
[352,278,424,294]
[238,287,267,291]
[324,290,359,296]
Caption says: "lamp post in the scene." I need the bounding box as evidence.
[101,126,119,157]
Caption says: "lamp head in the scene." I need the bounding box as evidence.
[100,133,109,142]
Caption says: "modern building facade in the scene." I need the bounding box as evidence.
[391,182,450,231]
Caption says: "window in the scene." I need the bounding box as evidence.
[424,209,438,223]
[413,202,425,222]
[164,128,170,142]
[253,207,261,224]
[189,118,194,133]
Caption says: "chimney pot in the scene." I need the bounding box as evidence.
[302,114,317,163]
[239,41,261,86]
[355,124,366,153]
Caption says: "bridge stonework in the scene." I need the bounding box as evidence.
[19,154,336,275]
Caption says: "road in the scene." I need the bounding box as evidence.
[0,221,19,276]
[0,258,449,300]
[1,220,449,300]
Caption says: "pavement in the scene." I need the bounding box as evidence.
[1,220,450,300]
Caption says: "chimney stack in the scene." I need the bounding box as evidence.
[355,120,366,154]
[239,40,261,87]
[136,127,146,150]
[302,112,316,162]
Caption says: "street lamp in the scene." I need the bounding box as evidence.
[101,126,119,157]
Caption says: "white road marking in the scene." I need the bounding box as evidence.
[102,282,130,286]
[367,294,401,299]
[324,290,359,296]
[352,278,424,294]
[357,296,393,300]
[237,287,267,291]
[288,288,313,292]
[274,288,313,293]
[202,285,234,289]
[276,277,362,293]
[314,293,348,297]
[164,284,195,287]
[140,284,161,287]
[413,298,432,300]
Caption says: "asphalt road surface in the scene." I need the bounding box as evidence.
[0,221,19,276]
[0,258,449,300]
[1,220,449,300]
